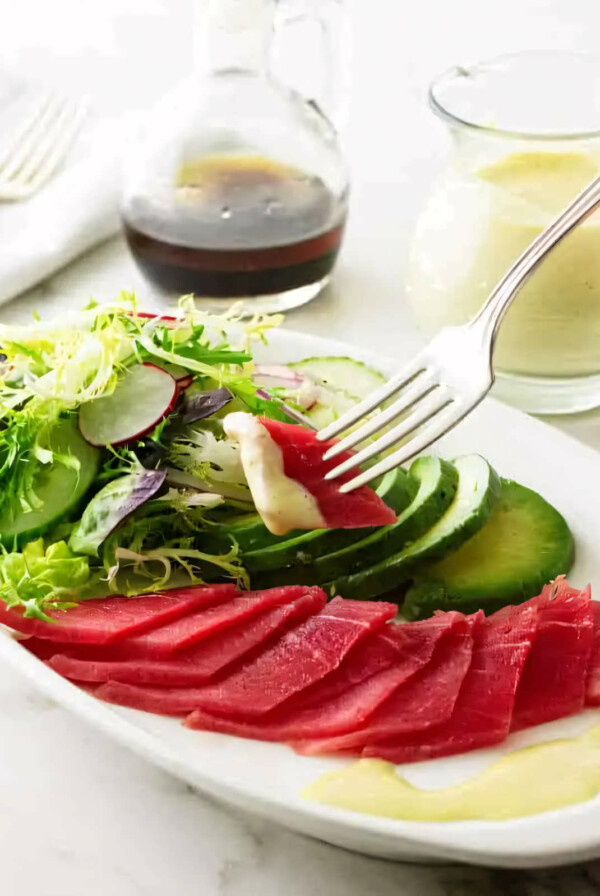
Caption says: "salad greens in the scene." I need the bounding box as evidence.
[0,295,283,617]
[0,540,91,620]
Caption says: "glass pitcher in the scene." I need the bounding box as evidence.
[120,0,350,314]
[406,52,600,415]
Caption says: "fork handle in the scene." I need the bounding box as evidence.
[470,171,600,347]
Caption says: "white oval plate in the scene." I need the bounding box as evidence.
[1,328,600,870]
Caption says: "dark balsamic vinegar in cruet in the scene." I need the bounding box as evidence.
[123,154,348,297]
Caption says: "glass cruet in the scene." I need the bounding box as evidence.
[120,0,350,313]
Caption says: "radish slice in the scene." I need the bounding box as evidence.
[176,374,194,391]
[253,365,306,390]
[125,311,180,328]
[253,364,319,410]
[79,363,178,447]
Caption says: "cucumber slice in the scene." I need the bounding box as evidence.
[0,417,100,546]
[222,513,287,552]
[287,357,385,428]
[327,454,501,602]
[250,457,456,588]
[289,357,386,396]
[403,479,575,620]
[245,467,416,582]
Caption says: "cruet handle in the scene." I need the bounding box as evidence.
[272,0,352,129]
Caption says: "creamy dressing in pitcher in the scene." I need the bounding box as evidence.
[408,150,600,377]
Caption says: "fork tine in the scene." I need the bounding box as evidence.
[325,390,452,481]
[339,402,472,492]
[26,101,87,193]
[0,95,62,182]
[323,372,437,460]
[0,93,53,171]
[316,356,427,442]
[18,99,86,189]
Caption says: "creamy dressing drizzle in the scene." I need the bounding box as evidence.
[304,718,600,822]
[223,412,325,536]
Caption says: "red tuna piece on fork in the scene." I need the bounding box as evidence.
[226,413,397,534]
[259,418,397,529]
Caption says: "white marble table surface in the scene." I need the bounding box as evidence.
[3,1,600,893]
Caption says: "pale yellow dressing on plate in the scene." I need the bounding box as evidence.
[304,720,600,822]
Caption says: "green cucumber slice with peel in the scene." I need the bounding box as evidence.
[327,454,501,602]
[0,416,100,546]
[251,456,457,588]
[403,478,574,619]
[287,356,386,428]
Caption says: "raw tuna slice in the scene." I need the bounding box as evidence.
[173,597,397,720]
[585,601,600,706]
[294,613,475,756]
[289,612,460,712]
[243,415,397,530]
[48,589,325,686]
[0,585,236,646]
[510,582,593,731]
[363,604,538,763]
[97,680,221,714]
[186,613,461,740]
[80,585,313,660]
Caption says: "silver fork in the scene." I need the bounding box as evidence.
[319,171,600,492]
[0,93,87,201]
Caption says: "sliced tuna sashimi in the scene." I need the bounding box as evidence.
[585,601,600,706]
[363,603,538,763]
[289,612,460,712]
[47,589,325,686]
[170,597,397,720]
[294,612,476,756]
[246,416,397,530]
[510,581,593,731]
[97,680,218,715]
[76,585,314,660]
[0,585,236,646]
[185,612,462,740]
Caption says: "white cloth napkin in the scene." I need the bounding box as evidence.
[0,72,122,305]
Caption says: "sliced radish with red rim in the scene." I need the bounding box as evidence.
[79,363,178,447]
[252,364,319,410]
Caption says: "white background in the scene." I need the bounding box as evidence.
[2,1,600,893]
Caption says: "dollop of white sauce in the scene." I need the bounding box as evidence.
[223,412,325,536]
